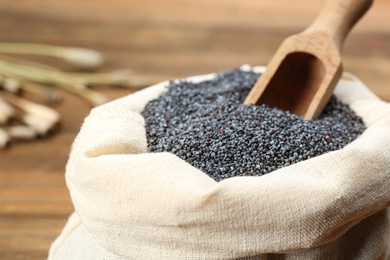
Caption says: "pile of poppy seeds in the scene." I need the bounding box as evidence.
[142,68,366,181]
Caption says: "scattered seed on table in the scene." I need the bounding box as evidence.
[142,68,366,181]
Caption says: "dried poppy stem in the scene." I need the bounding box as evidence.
[71,69,150,89]
[72,70,133,86]
[0,54,59,72]
[0,59,109,106]
[20,81,63,104]
[0,58,84,88]
[0,43,103,70]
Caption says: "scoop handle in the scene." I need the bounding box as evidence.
[305,0,372,51]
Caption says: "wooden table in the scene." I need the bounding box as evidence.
[0,0,389,259]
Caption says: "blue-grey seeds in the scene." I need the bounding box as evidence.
[142,68,366,181]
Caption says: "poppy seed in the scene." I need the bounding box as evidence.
[142,68,366,181]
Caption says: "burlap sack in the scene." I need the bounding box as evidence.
[48,65,390,260]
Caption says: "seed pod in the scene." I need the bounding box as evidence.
[3,78,21,93]
[1,92,60,135]
[0,97,14,124]
[61,47,103,71]
[0,127,10,148]
[3,125,36,140]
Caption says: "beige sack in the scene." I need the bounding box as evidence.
[49,65,390,260]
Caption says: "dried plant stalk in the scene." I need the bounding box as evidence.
[0,43,103,70]
[0,43,149,147]
[0,54,59,71]
[72,69,150,89]
[0,58,109,106]
[21,81,63,104]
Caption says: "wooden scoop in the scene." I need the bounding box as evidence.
[244,0,372,119]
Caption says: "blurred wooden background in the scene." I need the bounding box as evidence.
[0,0,389,259]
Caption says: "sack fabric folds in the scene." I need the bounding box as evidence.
[48,66,390,260]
